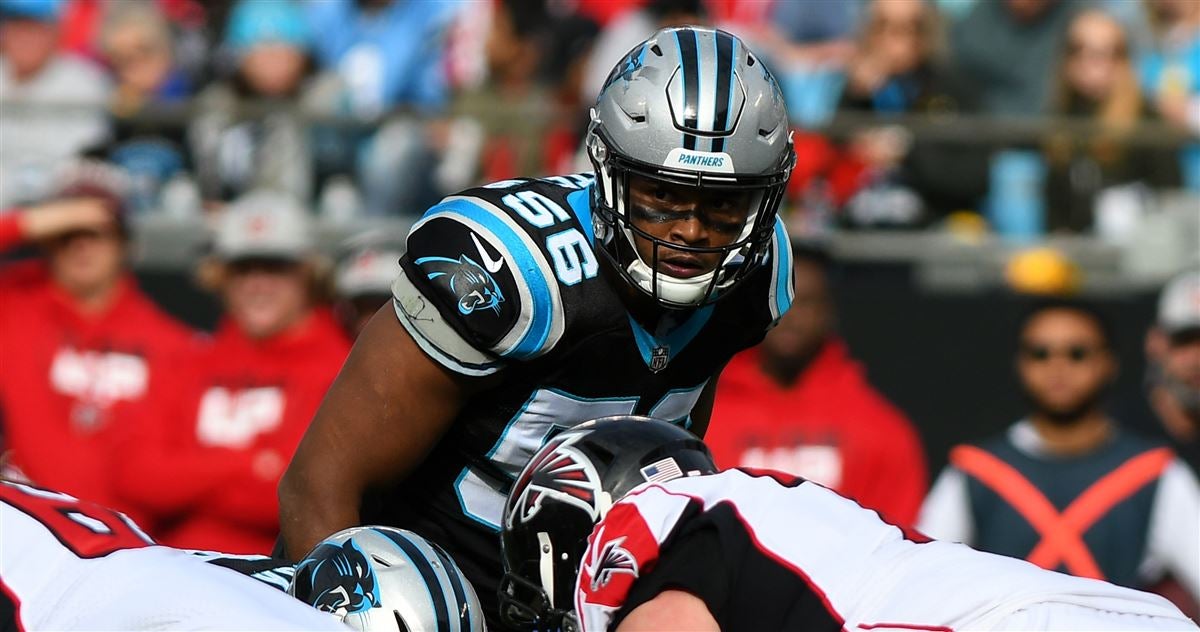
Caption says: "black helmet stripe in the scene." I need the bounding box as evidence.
[674,27,700,150]
[380,530,453,632]
[430,544,474,632]
[711,30,736,153]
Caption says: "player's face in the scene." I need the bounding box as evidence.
[222,258,311,339]
[1017,310,1115,421]
[46,228,125,300]
[626,175,752,279]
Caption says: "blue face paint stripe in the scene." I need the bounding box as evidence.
[378,530,453,632]
[773,218,792,316]
[424,200,553,358]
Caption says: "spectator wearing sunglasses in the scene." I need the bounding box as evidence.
[113,189,349,554]
[919,300,1200,607]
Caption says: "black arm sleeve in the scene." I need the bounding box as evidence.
[609,524,729,631]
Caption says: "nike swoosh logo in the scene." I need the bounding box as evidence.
[471,232,504,274]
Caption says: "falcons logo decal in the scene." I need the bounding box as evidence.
[508,434,603,527]
[583,527,639,591]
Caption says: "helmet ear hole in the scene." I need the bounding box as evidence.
[650,44,663,56]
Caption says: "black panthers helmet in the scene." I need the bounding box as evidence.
[498,416,716,631]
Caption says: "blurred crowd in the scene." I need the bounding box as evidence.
[1,0,1198,620]
[0,0,1197,234]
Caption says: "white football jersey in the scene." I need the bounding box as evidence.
[0,481,346,631]
[575,468,1195,632]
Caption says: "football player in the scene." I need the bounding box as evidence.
[0,479,345,631]
[279,26,796,625]
[499,417,1199,632]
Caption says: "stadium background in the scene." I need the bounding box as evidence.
[1,0,1197,548]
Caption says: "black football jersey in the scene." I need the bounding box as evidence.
[371,174,794,625]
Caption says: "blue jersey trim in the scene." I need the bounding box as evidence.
[625,306,715,369]
[427,198,554,359]
[772,218,792,317]
[485,390,541,462]
[567,187,594,245]
[452,468,502,532]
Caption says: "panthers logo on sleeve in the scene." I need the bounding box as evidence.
[395,189,573,375]
[418,254,505,315]
[291,539,380,616]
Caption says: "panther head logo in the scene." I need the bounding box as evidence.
[293,539,380,616]
[421,255,505,315]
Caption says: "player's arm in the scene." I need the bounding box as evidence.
[278,306,483,559]
[280,200,543,560]
[616,591,719,632]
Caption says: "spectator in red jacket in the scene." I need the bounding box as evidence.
[115,189,350,554]
[705,244,928,526]
[0,161,195,525]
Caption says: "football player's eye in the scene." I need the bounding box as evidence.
[654,188,669,201]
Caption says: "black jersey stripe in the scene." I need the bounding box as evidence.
[430,543,474,632]
[675,28,700,150]
[711,30,735,152]
[381,530,453,632]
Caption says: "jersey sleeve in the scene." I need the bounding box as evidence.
[392,195,566,376]
[610,524,729,629]
[764,215,795,327]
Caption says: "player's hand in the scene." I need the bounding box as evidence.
[18,198,117,241]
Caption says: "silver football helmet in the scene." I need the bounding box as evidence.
[288,526,486,632]
[587,26,795,308]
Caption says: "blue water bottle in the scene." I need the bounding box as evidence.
[987,150,1046,243]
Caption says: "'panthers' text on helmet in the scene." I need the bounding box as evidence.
[288,526,486,632]
[587,26,795,308]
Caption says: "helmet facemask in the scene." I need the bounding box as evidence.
[587,120,792,310]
